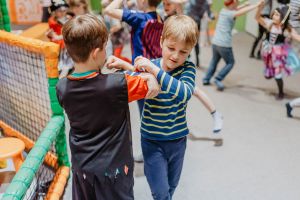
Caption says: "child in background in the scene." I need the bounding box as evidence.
[68,0,89,15]
[162,0,185,19]
[57,14,160,200]
[47,0,69,48]
[249,0,272,59]
[102,0,131,63]
[200,0,214,47]
[103,0,162,64]
[286,3,300,117]
[256,5,291,100]
[47,0,73,77]
[103,0,162,137]
[203,0,262,91]
[286,97,300,117]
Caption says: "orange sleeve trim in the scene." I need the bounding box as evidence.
[125,74,148,102]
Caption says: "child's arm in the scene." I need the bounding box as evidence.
[193,86,223,133]
[291,28,300,41]
[134,57,195,102]
[126,73,160,101]
[255,1,269,29]
[103,0,124,20]
[106,55,135,71]
[237,1,250,10]
[234,0,263,17]
[105,55,160,99]
[193,86,216,113]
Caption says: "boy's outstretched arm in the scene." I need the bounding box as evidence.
[193,86,216,113]
[235,0,263,17]
[106,55,135,71]
[134,57,195,102]
[103,0,123,20]
[193,87,223,133]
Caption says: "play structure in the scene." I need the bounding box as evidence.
[0,27,70,200]
[0,0,10,32]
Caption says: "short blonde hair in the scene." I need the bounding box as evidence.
[68,0,89,13]
[161,15,199,48]
[62,14,108,63]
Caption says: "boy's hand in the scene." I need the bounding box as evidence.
[139,73,160,99]
[134,56,160,76]
[257,0,265,8]
[243,1,250,6]
[46,29,54,39]
[106,55,135,71]
[51,32,63,41]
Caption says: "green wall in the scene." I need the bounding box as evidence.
[212,0,246,31]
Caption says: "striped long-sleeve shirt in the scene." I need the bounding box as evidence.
[141,58,196,141]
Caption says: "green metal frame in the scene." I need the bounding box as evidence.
[48,78,69,167]
[0,0,11,32]
[2,116,64,200]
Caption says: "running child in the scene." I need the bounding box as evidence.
[203,0,262,91]
[256,4,292,99]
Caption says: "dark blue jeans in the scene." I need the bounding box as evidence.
[142,136,187,200]
[203,44,235,82]
[137,99,145,117]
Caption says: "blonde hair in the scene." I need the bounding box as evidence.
[62,14,108,62]
[161,15,199,48]
[68,0,89,13]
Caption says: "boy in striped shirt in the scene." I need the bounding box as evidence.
[108,15,199,200]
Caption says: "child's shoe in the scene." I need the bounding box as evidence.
[286,102,293,118]
[214,79,224,91]
[212,111,223,133]
[203,79,210,85]
[275,93,284,100]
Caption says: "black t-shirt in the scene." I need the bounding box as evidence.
[56,72,133,180]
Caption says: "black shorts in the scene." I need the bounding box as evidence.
[72,169,134,200]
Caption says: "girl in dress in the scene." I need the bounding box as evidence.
[256,5,291,99]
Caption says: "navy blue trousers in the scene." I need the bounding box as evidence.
[142,136,187,200]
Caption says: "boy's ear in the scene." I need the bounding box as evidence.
[91,48,100,59]
[160,36,163,49]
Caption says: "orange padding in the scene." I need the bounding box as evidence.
[20,23,50,41]
[0,120,58,169]
[45,166,70,200]
[0,30,60,78]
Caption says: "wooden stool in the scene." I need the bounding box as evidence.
[0,137,25,172]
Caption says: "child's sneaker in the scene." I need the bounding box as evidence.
[202,79,210,85]
[214,79,224,91]
[286,102,293,118]
[212,111,223,133]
